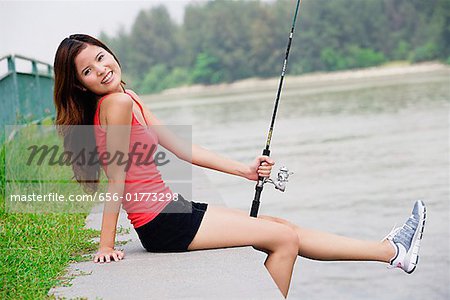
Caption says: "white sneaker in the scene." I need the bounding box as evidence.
[384,200,426,274]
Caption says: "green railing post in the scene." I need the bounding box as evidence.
[7,56,20,122]
[32,61,43,117]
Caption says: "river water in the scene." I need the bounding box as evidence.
[145,67,449,299]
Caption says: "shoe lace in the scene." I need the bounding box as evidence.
[389,215,419,250]
[381,224,398,242]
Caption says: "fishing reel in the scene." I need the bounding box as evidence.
[263,166,293,192]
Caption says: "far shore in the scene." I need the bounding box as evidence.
[141,61,449,103]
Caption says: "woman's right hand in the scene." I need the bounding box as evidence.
[93,247,125,263]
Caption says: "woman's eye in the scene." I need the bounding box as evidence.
[83,69,91,76]
[98,54,104,61]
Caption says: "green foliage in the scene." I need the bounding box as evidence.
[129,6,180,78]
[164,67,192,88]
[140,64,169,94]
[191,52,224,84]
[104,0,448,94]
[410,42,440,62]
[321,48,348,71]
[140,65,192,94]
[321,46,385,71]
[393,41,411,60]
[346,46,386,68]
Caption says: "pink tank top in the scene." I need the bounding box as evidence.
[93,90,173,228]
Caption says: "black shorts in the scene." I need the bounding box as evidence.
[135,195,208,252]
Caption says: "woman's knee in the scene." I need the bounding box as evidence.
[273,225,300,255]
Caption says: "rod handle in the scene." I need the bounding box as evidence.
[250,186,263,217]
[250,149,271,217]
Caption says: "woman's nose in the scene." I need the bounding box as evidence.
[94,64,106,75]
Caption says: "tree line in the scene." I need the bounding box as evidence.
[100,0,450,94]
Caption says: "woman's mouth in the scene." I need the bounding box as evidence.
[101,71,114,84]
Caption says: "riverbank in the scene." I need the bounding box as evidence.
[141,61,449,102]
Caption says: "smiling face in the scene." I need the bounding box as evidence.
[74,44,123,96]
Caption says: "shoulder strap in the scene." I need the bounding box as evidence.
[124,90,149,126]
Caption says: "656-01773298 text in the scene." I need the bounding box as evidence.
[9,192,179,202]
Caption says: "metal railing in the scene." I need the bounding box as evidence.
[0,54,55,143]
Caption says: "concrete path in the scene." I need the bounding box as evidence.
[49,169,282,299]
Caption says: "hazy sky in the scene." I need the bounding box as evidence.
[0,0,200,64]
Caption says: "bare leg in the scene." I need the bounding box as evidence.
[187,205,396,297]
[187,205,299,298]
[258,215,396,262]
[202,206,396,263]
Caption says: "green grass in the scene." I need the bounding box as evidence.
[0,126,102,299]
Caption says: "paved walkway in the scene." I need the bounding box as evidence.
[49,169,282,299]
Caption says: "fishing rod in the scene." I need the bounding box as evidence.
[250,0,302,217]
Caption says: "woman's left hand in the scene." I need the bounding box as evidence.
[244,155,275,181]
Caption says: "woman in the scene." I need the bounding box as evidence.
[53,34,426,298]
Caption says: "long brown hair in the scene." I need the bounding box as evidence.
[53,34,124,193]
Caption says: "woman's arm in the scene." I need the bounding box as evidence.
[191,144,274,181]
[127,90,274,180]
[93,93,133,263]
